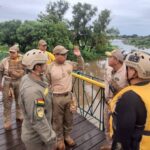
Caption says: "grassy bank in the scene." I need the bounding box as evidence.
[124,36,150,49]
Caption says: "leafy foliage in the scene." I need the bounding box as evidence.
[16,21,71,52]
[0,20,21,46]
[38,0,69,23]
[0,1,117,61]
[125,36,150,49]
[71,2,97,48]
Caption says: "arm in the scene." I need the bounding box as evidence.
[72,46,84,71]
[9,69,24,78]
[0,61,4,91]
[104,67,113,101]
[45,64,52,86]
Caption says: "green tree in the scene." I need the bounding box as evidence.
[107,27,120,37]
[93,9,111,51]
[16,21,71,53]
[71,2,97,48]
[38,0,69,23]
[0,20,21,46]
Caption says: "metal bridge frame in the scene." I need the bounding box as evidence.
[72,72,105,131]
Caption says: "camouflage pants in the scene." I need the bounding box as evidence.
[104,103,112,142]
[2,79,22,124]
[52,93,73,140]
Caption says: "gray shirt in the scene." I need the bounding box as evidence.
[19,74,56,145]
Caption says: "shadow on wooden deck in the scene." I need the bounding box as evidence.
[0,101,105,150]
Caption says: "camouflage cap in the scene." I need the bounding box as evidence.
[38,39,47,46]
[105,49,124,62]
[9,44,19,52]
[53,45,69,54]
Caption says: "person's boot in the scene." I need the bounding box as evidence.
[16,118,23,123]
[57,139,65,150]
[100,138,112,150]
[65,135,76,147]
[4,122,11,130]
[16,109,23,122]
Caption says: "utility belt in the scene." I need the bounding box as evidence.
[53,92,70,97]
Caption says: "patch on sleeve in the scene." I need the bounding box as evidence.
[36,98,45,107]
[35,98,45,119]
[36,107,44,118]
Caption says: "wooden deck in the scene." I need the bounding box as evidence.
[0,95,105,150]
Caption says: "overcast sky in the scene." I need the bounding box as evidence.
[0,0,150,35]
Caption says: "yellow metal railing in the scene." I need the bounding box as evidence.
[72,72,105,88]
[72,71,105,130]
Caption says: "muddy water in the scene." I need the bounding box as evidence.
[84,39,150,79]
[76,39,149,116]
[75,39,144,126]
[85,59,106,80]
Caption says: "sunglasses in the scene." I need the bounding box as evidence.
[42,44,47,47]
[9,51,17,54]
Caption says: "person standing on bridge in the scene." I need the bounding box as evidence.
[110,51,150,150]
[38,39,55,64]
[101,49,128,149]
[19,49,56,150]
[46,45,84,150]
[0,45,24,130]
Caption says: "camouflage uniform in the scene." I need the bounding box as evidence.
[19,74,56,150]
[46,56,84,139]
[0,53,24,128]
[104,62,128,144]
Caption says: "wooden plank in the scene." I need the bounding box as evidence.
[73,114,86,125]
[0,99,105,150]
[72,128,101,149]
[8,144,26,150]
[74,131,105,150]
[90,141,106,150]
[71,119,96,139]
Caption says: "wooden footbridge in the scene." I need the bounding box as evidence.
[0,72,106,150]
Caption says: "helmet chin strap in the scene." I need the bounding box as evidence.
[128,73,138,85]
[32,70,43,78]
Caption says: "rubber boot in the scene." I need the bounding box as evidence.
[57,139,65,150]
[65,135,76,147]
[4,122,11,130]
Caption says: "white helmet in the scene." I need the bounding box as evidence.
[22,49,48,70]
[125,50,150,79]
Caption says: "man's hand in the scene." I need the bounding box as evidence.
[9,70,24,78]
[73,46,81,57]
[70,97,77,113]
